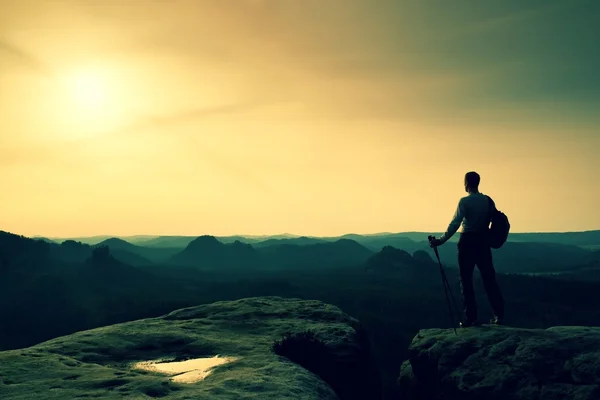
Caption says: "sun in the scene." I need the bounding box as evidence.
[57,66,127,138]
[66,70,110,109]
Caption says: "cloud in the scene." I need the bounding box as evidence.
[0,39,50,75]
[131,103,266,130]
[1,102,275,194]
[119,103,275,194]
[0,143,74,168]
[438,1,566,37]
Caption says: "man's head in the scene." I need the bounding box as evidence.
[464,171,480,192]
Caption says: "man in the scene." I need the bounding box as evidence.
[429,171,504,327]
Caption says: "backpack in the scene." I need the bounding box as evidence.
[486,196,510,249]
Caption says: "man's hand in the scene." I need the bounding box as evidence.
[429,237,443,248]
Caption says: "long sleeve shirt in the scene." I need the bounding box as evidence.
[440,192,494,244]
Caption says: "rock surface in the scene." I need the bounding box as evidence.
[398,325,600,400]
[0,297,380,399]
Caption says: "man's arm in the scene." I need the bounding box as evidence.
[440,198,465,244]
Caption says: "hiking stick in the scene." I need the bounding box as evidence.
[429,236,459,335]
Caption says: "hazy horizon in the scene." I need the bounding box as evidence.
[28,228,600,242]
[2,0,599,238]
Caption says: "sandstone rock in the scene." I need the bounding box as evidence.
[0,297,380,400]
[399,325,600,400]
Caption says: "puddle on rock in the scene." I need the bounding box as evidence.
[133,355,238,383]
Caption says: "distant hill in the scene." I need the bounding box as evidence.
[350,230,600,248]
[53,240,94,263]
[364,247,437,279]
[345,232,445,244]
[221,233,429,253]
[134,236,198,248]
[168,236,373,271]
[51,240,154,267]
[215,235,265,244]
[18,230,600,274]
[0,231,53,270]
[257,239,374,270]
[116,235,161,245]
[94,238,157,266]
[83,246,157,281]
[0,232,183,349]
[242,233,445,252]
[137,234,299,248]
[95,238,179,263]
[506,230,600,247]
[493,241,592,273]
[365,246,419,272]
[349,236,423,252]
[46,235,116,245]
[95,237,137,251]
[253,236,328,248]
[217,234,298,244]
[340,230,600,251]
[50,232,442,250]
[170,236,260,269]
[44,230,600,253]
[32,237,57,244]
[430,240,592,274]
[46,235,158,245]
[113,249,155,266]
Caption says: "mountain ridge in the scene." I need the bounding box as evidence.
[45,230,600,248]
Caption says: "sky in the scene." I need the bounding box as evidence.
[1,0,599,237]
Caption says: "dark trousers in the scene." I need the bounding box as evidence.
[457,232,504,322]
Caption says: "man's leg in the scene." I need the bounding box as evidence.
[458,239,477,323]
[477,245,505,321]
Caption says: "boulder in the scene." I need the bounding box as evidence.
[399,325,600,400]
[0,297,380,400]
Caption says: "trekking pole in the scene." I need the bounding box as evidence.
[429,236,459,335]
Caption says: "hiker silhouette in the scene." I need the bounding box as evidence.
[429,171,505,327]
